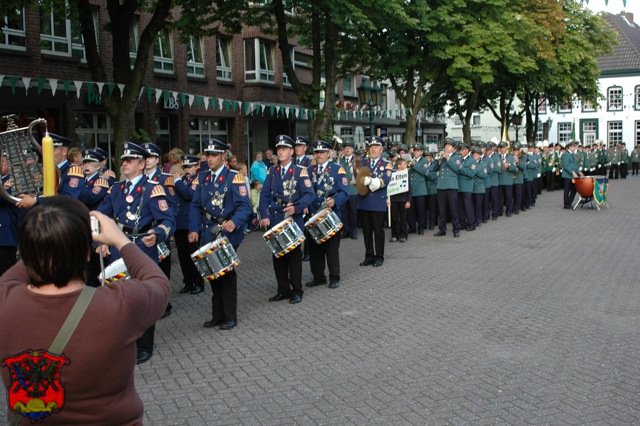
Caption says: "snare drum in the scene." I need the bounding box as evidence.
[191,237,240,281]
[304,208,343,244]
[263,217,305,258]
[98,258,129,285]
[157,241,170,262]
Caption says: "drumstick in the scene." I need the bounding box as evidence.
[99,254,106,286]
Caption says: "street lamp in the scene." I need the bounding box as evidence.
[358,79,382,138]
[512,114,522,143]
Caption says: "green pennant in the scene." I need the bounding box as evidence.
[63,80,71,95]
[163,90,171,103]
[37,77,45,95]
[269,105,275,116]
[146,87,153,103]
[243,102,250,115]
[195,95,202,109]
[210,97,217,110]
[7,76,17,95]
[231,101,238,113]
[224,100,231,112]
[180,93,187,106]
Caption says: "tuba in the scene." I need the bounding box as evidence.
[0,115,49,204]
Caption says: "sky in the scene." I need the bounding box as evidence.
[582,0,640,18]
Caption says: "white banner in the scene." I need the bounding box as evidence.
[386,169,409,196]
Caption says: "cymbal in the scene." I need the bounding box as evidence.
[355,166,371,196]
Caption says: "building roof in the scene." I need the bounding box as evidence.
[599,12,640,75]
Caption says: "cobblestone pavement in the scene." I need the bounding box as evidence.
[3,179,640,425]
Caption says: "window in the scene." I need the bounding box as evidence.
[293,51,312,68]
[607,86,623,111]
[186,36,205,77]
[216,38,232,81]
[188,117,228,154]
[607,121,622,147]
[340,127,354,137]
[582,99,596,112]
[343,74,355,97]
[472,114,481,126]
[636,121,640,147]
[74,112,114,169]
[244,38,275,83]
[536,126,544,143]
[1,8,26,50]
[40,4,72,56]
[452,116,463,127]
[537,98,547,114]
[635,86,640,110]
[70,7,99,63]
[155,115,170,150]
[557,122,573,145]
[129,20,139,67]
[582,120,597,146]
[153,29,174,74]
[558,99,572,113]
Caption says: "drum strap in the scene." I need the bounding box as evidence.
[8,286,96,426]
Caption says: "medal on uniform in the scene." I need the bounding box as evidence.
[126,211,138,221]
[126,195,134,203]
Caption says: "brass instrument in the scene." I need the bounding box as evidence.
[0,115,49,204]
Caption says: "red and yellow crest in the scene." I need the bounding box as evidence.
[3,350,69,422]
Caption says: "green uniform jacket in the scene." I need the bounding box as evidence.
[487,153,500,187]
[631,149,639,163]
[561,151,579,179]
[498,154,517,186]
[425,160,438,195]
[409,157,428,196]
[621,149,630,165]
[473,158,488,194]
[458,154,477,193]
[435,153,461,190]
[525,153,539,182]
[337,155,358,196]
[514,154,526,184]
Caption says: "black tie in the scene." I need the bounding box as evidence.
[281,167,286,179]
[125,181,132,194]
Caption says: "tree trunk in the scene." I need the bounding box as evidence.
[404,112,416,146]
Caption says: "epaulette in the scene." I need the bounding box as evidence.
[67,165,84,178]
[164,176,175,187]
[192,177,199,186]
[150,185,166,198]
[102,169,116,179]
[338,166,346,175]
[95,177,110,189]
[299,167,309,177]
[232,173,246,184]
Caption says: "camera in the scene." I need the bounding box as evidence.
[90,216,100,234]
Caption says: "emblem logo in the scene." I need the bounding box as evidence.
[158,200,169,211]
[3,350,69,422]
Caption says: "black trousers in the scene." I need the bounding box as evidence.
[174,229,204,287]
[407,195,426,232]
[0,246,17,277]
[360,209,386,261]
[544,171,555,191]
[473,193,484,227]
[563,177,577,208]
[210,269,237,322]
[138,246,171,354]
[426,194,438,228]
[513,183,523,214]
[527,180,537,206]
[340,195,359,238]
[621,163,628,179]
[390,201,408,239]
[308,231,341,282]
[272,245,303,297]
[500,185,513,216]
[632,162,638,175]
[459,191,474,228]
[437,189,460,233]
[483,189,491,221]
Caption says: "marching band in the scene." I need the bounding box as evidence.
[0,116,625,366]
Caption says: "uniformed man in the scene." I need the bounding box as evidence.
[294,136,312,167]
[561,141,584,209]
[259,135,314,304]
[484,142,499,220]
[337,140,358,239]
[97,141,175,364]
[94,146,117,186]
[620,142,629,179]
[525,143,540,208]
[631,145,639,175]
[424,151,439,230]
[304,140,349,289]
[471,146,487,229]
[357,136,392,266]
[497,141,517,217]
[189,139,252,329]
[434,139,461,237]
[512,143,526,214]
[407,143,428,235]
[457,143,477,231]
[0,152,19,276]
[51,133,73,180]
[173,154,205,295]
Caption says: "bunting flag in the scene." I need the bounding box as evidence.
[188,94,194,108]
[7,76,17,95]
[217,98,223,110]
[96,81,104,96]
[146,87,154,103]
[21,77,32,93]
[204,96,210,111]
[107,83,115,97]
[63,80,71,96]
[48,78,58,96]
[138,86,144,100]
[195,95,202,109]
[155,88,162,103]
[37,77,45,95]
[73,80,83,99]
[117,83,125,95]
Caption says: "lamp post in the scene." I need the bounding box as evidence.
[358,79,382,138]
[511,114,522,143]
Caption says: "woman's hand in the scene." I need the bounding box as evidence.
[90,211,131,251]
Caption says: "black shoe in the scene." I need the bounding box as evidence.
[305,279,327,287]
[160,305,172,319]
[179,284,194,294]
[302,254,310,261]
[219,320,238,330]
[360,259,374,266]
[466,226,475,231]
[289,295,303,304]
[350,235,358,240]
[373,258,384,267]
[269,293,291,302]
[328,279,340,289]
[136,351,152,365]
[434,231,446,237]
[399,237,407,242]
[203,319,223,328]
[417,229,424,235]
[492,216,498,221]
[190,285,204,295]
[389,237,398,242]
[453,232,460,238]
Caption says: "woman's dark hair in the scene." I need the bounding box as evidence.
[19,196,91,287]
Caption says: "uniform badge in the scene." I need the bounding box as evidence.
[125,195,134,204]
[68,178,79,188]
[239,186,247,197]
[342,177,348,186]
[158,200,169,211]
[92,186,101,194]
[304,179,312,188]
[2,350,69,422]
